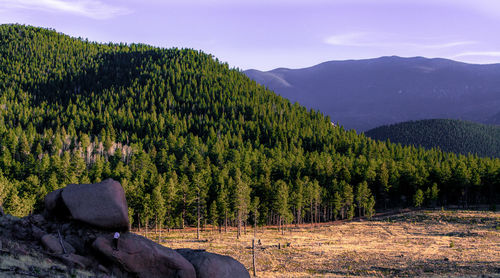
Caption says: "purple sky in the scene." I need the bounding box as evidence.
[1,0,500,70]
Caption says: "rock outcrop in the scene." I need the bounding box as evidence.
[44,188,65,216]
[41,234,66,254]
[93,233,196,278]
[0,179,250,278]
[176,248,250,278]
[45,179,129,231]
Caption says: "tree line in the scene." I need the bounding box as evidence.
[0,25,499,235]
[366,119,500,158]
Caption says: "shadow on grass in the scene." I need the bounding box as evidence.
[312,259,499,277]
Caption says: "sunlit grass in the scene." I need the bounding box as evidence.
[135,210,500,277]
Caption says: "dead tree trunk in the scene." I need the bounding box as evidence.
[310,201,313,228]
[252,238,257,277]
[224,211,228,233]
[197,192,200,240]
[237,210,241,239]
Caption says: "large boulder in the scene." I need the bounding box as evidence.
[61,179,129,231]
[93,233,196,278]
[44,188,64,215]
[41,234,76,254]
[37,180,248,277]
[176,248,250,278]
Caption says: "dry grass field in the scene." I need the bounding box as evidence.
[139,210,500,277]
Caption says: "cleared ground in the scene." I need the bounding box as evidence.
[140,210,500,277]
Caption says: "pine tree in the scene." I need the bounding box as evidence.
[192,169,208,240]
[233,169,250,239]
[151,183,166,242]
[209,200,218,232]
[216,177,229,233]
[291,177,304,225]
[250,196,260,237]
[0,174,10,208]
[343,183,355,220]
[378,162,390,208]
[356,181,372,217]
[165,172,178,230]
[4,187,36,217]
[414,189,424,208]
[332,191,342,220]
[430,183,439,206]
[178,174,190,229]
[142,194,153,239]
[306,178,321,226]
[275,180,290,235]
[366,196,376,219]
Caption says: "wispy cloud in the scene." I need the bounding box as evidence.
[324,32,476,49]
[324,32,368,47]
[0,0,131,19]
[421,41,477,49]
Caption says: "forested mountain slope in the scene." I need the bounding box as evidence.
[244,57,500,131]
[0,25,498,232]
[365,119,500,158]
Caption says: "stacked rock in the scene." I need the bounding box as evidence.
[2,179,249,278]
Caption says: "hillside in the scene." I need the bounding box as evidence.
[365,119,500,158]
[244,56,500,131]
[0,25,499,232]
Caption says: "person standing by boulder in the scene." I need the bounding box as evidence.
[113,232,120,251]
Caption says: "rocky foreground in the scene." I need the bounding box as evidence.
[0,179,249,278]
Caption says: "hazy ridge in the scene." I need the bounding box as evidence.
[245,56,500,131]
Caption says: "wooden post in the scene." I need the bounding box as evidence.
[252,238,256,277]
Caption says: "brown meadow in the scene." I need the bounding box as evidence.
[138,210,500,277]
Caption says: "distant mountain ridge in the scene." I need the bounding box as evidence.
[244,56,500,131]
[365,119,500,158]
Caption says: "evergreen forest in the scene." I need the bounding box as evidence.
[366,119,500,158]
[0,25,499,235]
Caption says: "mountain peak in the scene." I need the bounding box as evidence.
[244,56,500,131]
